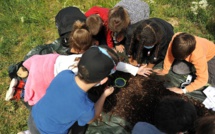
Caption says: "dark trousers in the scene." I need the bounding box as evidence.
[28,113,88,134]
[68,121,88,134]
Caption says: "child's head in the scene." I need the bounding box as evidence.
[155,96,197,134]
[195,115,215,134]
[68,20,92,53]
[86,14,103,36]
[77,45,119,83]
[108,6,130,33]
[172,33,196,60]
[128,19,163,64]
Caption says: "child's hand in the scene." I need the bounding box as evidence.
[137,65,153,77]
[115,45,125,53]
[153,69,167,75]
[128,57,138,66]
[103,86,114,97]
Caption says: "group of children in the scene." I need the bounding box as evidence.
[8,0,215,133]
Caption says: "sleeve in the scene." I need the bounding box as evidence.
[162,38,175,74]
[148,18,174,64]
[54,54,82,76]
[186,56,208,92]
[124,26,133,55]
[106,29,114,48]
[23,55,37,70]
[116,62,139,76]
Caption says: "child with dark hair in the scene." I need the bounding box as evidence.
[85,6,110,46]
[126,18,174,68]
[27,46,118,134]
[132,96,197,134]
[154,97,197,134]
[195,115,215,134]
[155,32,215,94]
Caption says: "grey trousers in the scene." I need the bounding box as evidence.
[28,113,40,134]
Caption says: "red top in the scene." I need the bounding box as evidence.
[85,6,114,48]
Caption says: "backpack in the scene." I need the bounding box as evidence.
[55,6,86,47]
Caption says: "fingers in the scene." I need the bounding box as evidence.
[103,86,114,97]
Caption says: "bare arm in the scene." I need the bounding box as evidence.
[88,86,114,123]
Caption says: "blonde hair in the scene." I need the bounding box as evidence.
[69,20,92,52]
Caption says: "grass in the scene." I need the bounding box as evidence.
[0,0,214,133]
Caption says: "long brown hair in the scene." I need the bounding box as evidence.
[128,20,163,65]
[108,6,130,33]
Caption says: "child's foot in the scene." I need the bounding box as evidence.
[17,130,31,134]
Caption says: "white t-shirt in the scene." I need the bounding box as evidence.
[54,54,139,76]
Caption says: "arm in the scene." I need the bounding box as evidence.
[116,62,152,77]
[186,57,208,92]
[116,62,139,76]
[88,86,114,123]
[146,63,155,68]
[167,56,208,94]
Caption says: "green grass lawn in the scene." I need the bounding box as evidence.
[0,0,214,133]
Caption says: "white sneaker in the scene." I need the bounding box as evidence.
[5,78,18,101]
[17,130,31,134]
[180,75,193,89]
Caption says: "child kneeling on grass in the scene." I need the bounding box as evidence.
[155,32,215,94]
[28,46,119,134]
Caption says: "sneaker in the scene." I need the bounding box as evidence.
[5,78,18,101]
[17,130,31,134]
[180,75,193,89]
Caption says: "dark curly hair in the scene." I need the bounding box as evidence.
[155,96,197,134]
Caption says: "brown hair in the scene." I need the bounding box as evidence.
[68,20,92,53]
[172,33,196,60]
[128,20,163,65]
[195,115,215,134]
[86,14,103,35]
[108,6,130,33]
